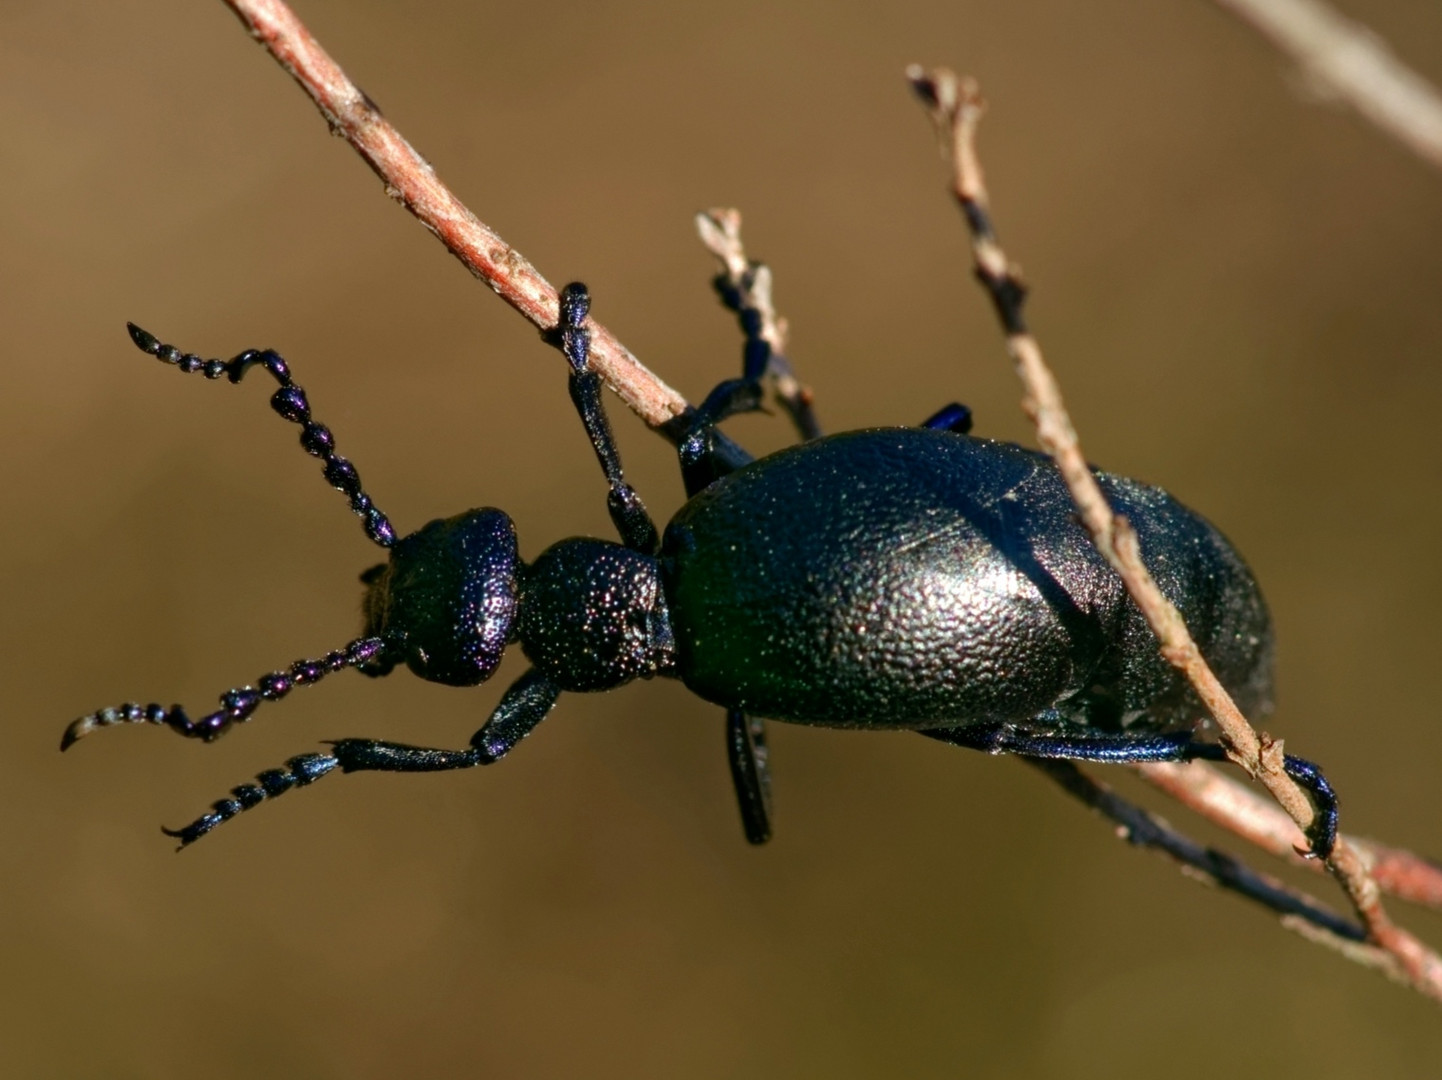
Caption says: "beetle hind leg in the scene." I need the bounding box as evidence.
[726,709,773,844]
[1182,742,1339,860]
[921,722,1196,764]
[920,724,1339,859]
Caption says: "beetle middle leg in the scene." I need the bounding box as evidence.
[674,383,775,843]
[671,245,834,846]
[161,667,561,847]
[920,724,1339,858]
[700,210,821,442]
[921,402,974,434]
[676,287,791,846]
[700,225,975,441]
[677,232,830,496]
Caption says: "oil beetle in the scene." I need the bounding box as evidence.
[62,280,1338,856]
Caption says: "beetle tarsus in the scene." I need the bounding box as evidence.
[162,751,340,849]
[1176,742,1339,859]
[705,236,823,440]
[1280,753,1339,860]
[551,283,661,555]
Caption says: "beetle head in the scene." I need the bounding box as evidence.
[362,508,519,686]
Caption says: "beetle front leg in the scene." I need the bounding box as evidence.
[550,283,658,554]
[161,669,560,847]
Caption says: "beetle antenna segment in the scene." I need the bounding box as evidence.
[552,284,659,554]
[124,323,397,549]
[60,636,387,750]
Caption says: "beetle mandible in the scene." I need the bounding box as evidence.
[62,279,1338,856]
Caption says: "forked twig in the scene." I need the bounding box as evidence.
[217,0,1442,997]
[906,64,1442,1000]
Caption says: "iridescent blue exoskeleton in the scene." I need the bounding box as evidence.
[62,282,1337,857]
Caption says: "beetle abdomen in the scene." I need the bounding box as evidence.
[661,428,1271,732]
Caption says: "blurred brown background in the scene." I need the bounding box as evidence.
[3,0,1442,1075]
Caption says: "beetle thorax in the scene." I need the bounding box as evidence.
[518,538,675,692]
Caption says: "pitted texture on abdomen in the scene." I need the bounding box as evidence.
[661,429,1270,732]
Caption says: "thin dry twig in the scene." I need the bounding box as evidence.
[699,214,1377,945]
[1140,760,1442,910]
[215,0,1442,996]
[906,63,1442,1000]
[222,0,688,430]
[696,209,821,439]
[1029,759,1368,942]
[1209,0,1442,173]
[905,65,1316,833]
